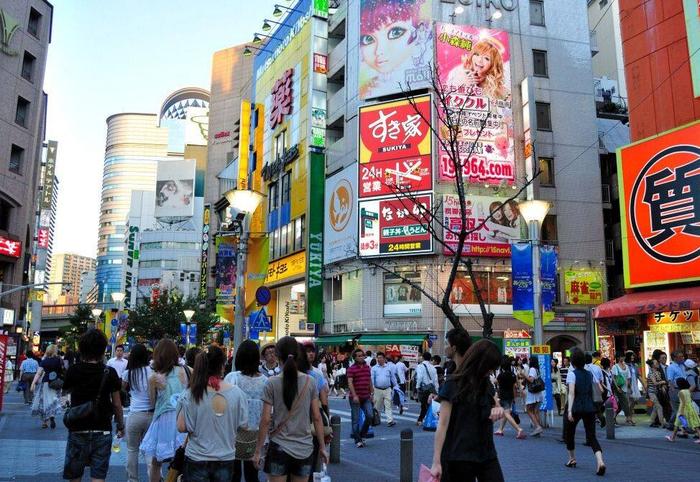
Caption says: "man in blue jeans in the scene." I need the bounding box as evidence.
[347,349,374,448]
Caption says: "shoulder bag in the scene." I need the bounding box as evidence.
[270,374,312,439]
[63,367,110,431]
[418,363,437,395]
[48,358,64,391]
[528,369,545,393]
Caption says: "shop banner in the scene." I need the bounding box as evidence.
[215,237,237,305]
[41,141,57,209]
[597,335,615,363]
[648,308,700,333]
[443,194,525,257]
[199,205,211,300]
[617,120,700,288]
[358,96,432,198]
[435,23,514,185]
[512,242,534,324]
[564,270,603,305]
[325,164,358,264]
[537,353,554,412]
[266,251,306,284]
[504,338,531,359]
[540,245,557,316]
[307,151,325,324]
[358,0,433,100]
[359,194,432,257]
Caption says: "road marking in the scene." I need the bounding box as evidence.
[331,408,417,423]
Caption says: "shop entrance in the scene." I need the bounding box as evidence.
[548,335,579,354]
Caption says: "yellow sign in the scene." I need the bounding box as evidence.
[531,345,551,355]
[265,251,306,284]
[29,290,44,302]
[647,309,699,325]
[564,270,604,305]
[650,322,700,333]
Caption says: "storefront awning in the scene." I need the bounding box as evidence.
[357,333,427,345]
[593,286,700,319]
[314,335,358,346]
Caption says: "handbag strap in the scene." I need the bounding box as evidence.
[270,374,311,438]
[94,367,111,405]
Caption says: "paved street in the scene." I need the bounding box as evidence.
[1,389,699,481]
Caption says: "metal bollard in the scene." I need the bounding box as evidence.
[400,429,413,482]
[605,406,615,440]
[330,415,341,464]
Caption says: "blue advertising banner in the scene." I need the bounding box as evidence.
[180,323,187,346]
[189,324,197,346]
[538,354,553,411]
[540,245,557,323]
[512,242,534,325]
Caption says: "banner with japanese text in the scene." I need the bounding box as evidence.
[512,242,534,324]
[540,245,558,318]
[359,95,432,198]
[564,270,603,305]
[358,194,432,256]
[435,23,514,185]
[359,0,433,99]
[442,194,525,257]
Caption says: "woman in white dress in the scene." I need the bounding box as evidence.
[525,356,545,436]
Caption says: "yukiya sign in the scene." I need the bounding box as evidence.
[440,0,518,11]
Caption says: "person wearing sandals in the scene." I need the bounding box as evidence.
[252,336,328,482]
[176,345,248,481]
[563,348,606,476]
[612,353,635,425]
[224,340,268,482]
[665,378,700,444]
[30,344,63,429]
[494,357,526,440]
[525,356,545,436]
[140,339,188,482]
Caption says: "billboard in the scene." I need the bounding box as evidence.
[154,159,196,219]
[325,164,358,264]
[443,194,525,257]
[358,194,432,256]
[564,270,603,305]
[617,121,700,288]
[215,237,236,305]
[435,23,514,185]
[359,0,433,100]
[358,95,432,198]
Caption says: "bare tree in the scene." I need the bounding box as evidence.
[361,66,539,338]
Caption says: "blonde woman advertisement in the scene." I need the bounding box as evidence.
[359,0,433,99]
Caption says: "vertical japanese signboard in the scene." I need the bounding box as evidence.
[307,151,324,324]
[617,120,700,288]
[435,23,514,185]
[358,96,432,198]
[199,205,211,300]
[41,141,58,209]
[358,194,432,256]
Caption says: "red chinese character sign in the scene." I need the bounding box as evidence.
[37,228,49,249]
[358,95,432,198]
[435,23,514,185]
[269,69,294,129]
[0,235,21,259]
[442,194,524,257]
[358,194,432,256]
[618,121,700,287]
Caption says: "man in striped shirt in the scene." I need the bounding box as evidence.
[347,348,374,447]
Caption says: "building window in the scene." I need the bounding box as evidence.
[293,215,305,251]
[332,276,342,301]
[539,157,555,186]
[9,145,24,174]
[542,215,558,242]
[15,97,30,127]
[280,224,289,257]
[21,52,36,82]
[281,170,291,205]
[533,50,548,77]
[27,8,41,38]
[274,131,286,159]
[530,0,545,26]
[268,182,278,212]
[0,200,11,230]
[536,102,552,131]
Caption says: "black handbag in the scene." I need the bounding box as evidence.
[63,368,109,431]
[371,407,381,426]
[528,375,545,394]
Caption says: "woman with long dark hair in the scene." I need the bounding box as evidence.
[223,339,268,482]
[140,339,188,482]
[525,356,544,436]
[564,348,606,476]
[177,345,248,481]
[252,336,328,481]
[122,344,153,482]
[430,339,505,481]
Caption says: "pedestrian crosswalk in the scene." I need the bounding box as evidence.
[330,407,417,424]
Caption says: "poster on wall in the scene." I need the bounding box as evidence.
[325,164,358,264]
[383,273,422,316]
[435,23,514,185]
[442,194,525,257]
[358,194,432,257]
[564,270,603,305]
[617,120,700,288]
[358,0,433,100]
[154,159,196,219]
[358,96,432,198]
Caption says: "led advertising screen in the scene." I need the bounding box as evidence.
[154,159,196,219]
[435,23,514,185]
[359,0,433,100]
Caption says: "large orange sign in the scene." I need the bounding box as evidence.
[617,121,700,288]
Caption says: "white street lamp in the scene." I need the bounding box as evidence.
[223,189,265,352]
[519,200,551,345]
[91,308,103,319]
[111,292,125,304]
[183,309,195,322]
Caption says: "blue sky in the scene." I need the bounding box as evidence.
[46,0,277,258]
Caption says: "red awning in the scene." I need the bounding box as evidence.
[594,286,700,319]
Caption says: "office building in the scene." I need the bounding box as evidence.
[47,253,96,304]
[78,269,95,303]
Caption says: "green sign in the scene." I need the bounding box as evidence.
[313,0,329,18]
[307,151,325,324]
[683,0,700,97]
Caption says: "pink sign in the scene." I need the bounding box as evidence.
[435,23,514,185]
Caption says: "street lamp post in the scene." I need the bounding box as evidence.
[519,200,551,346]
[223,189,264,353]
[183,309,195,348]
[91,308,103,330]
